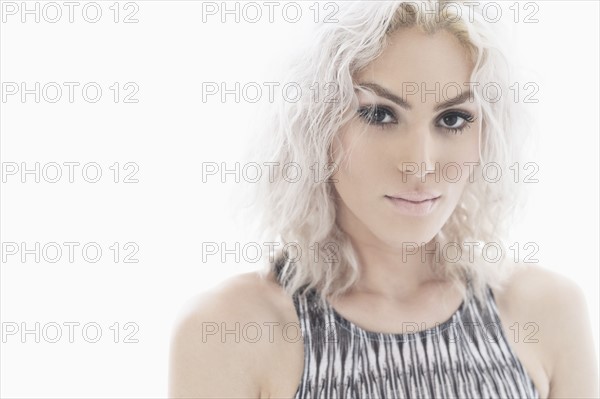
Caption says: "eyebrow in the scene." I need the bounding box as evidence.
[355,82,474,112]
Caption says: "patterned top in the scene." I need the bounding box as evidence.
[276,265,540,398]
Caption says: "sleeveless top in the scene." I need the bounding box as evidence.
[275,264,540,399]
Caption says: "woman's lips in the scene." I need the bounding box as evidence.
[386,191,441,202]
[384,195,440,216]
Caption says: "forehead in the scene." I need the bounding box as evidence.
[355,27,474,91]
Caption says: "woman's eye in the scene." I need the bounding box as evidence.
[441,114,461,128]
[437,111,476,134]
[357,105,397,127]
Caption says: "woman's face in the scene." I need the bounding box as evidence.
[331,27,481,249]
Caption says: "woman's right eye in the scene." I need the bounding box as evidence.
[357,105,397,127]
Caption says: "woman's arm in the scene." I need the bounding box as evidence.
[547,275,599,398]
[167,279,266,398]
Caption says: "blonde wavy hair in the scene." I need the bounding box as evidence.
[234,0,535,309]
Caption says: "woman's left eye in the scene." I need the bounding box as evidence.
[437,111,476,134]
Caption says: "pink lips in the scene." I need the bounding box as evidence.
[385,192,441,216]
[387,191,441,202]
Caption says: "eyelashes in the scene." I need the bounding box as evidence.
[438,111,476,134]
[357,105,398,125]
[357,104,477,135]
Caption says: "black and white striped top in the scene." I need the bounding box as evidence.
[278,269,540,398]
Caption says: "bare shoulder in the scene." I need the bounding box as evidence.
[493,262,591,337]
[493,262,599,398]
[171,270,286,327]
[168,270,289,399]
[494,262,584,308]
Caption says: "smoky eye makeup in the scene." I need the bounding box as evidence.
[356,103,478,134]
[357,104,398,127]
[435,109,477,134]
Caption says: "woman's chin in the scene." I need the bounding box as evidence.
[379,230,441,251]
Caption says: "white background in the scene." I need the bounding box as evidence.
[1,1,598,397]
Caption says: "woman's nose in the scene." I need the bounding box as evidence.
[397,127,437,179]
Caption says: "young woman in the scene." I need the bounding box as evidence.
[168,1,598,398]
